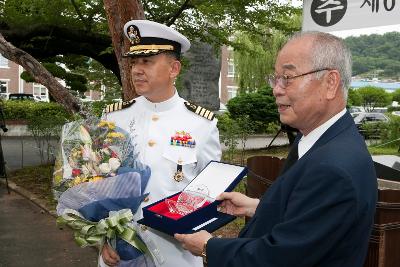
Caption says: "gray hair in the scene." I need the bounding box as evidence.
[287,31,352,100]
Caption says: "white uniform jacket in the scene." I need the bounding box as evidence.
[102,92,221,267]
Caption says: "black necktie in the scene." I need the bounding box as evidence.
[280,140,299,175]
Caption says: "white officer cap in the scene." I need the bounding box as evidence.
[123,20,190,58]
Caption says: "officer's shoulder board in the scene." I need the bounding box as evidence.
[104,99,136,113]
[184,101,215,121]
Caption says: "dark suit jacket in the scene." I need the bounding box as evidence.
[208,112,377,267]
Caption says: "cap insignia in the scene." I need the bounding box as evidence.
[127,25,141,45]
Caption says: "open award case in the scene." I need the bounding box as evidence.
[137,161,248,236]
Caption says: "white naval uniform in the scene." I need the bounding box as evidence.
[101,91,221,267]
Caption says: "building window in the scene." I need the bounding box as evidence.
[0,80,8,94]
[227,86,238,100]
[33,83,48,100]
[227,58,235,77]
[0,54,8,68]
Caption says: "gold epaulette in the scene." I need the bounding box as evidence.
[184,101,215,121]
[104,99,136,113]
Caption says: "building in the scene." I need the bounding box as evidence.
[219,45,238,105]
[0,54,49,101]
[0,54,102,101]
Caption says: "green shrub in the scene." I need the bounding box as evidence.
[380,115,400,148]
[265,121,280,134]
[82,100,114,117]
[2,100,115,121]
[3,101,72,121]
[388,106,400,112]
[226,86,279,133]
[2,100,120,163]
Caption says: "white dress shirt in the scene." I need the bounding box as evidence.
[298,109,347,159]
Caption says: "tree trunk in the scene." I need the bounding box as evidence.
[103,0,145,101]
[0,33,84,115]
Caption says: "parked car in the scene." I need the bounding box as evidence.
[350,111,362,118]
[348,106,364,114]
[7,93,37,101]
[392,111,400,117]
[353,112,390,138]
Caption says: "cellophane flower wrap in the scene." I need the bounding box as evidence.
[53,116,155,266]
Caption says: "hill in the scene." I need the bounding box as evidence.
[344,32,400,80]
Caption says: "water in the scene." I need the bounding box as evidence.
[351,81,400,92]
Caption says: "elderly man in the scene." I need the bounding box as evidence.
[101,20,221,266]
[176,31,377,267]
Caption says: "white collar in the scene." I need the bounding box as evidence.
[298,108,346,159]
[140,90,181,112]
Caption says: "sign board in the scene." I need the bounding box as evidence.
[302,0,400,32]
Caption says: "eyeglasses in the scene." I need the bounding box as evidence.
[267,68,332,88]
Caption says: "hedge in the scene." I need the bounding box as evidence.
[2,100,111,121]
[3,101,72,121]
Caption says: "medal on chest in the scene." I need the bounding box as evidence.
[173,164,184,182]
[170,131,196,182]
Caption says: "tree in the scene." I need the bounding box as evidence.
[0,33,81,114]
[0,0,298,100]
[103,0,145,100]
[233,31,286,93]
[345,32,400,79]
[391,89,400,103]
[233,12,302,92]
[347,88,362,107]
[357,86,392,112]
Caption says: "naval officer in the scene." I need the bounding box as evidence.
[101,20,221,267]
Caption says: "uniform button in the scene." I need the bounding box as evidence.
[148,140,156,147]
[151,115,159,121]
[141,225,148,231]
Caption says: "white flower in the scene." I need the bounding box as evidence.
[90,151,99,163]
[82,144,91,161]
[99,163,111,174]
[109,158,121,171]
[79,125,92,144]
[101,148,110,155]
[81,165,90,176]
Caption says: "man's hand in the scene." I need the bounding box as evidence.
[217,192,260,218]
[101,243,120,267]
[174,230,213,256]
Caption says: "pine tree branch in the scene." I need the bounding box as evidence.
[0,33,85,116]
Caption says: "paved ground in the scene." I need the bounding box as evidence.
[0,185,98,267]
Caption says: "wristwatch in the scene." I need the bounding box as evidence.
[201,239,209,266]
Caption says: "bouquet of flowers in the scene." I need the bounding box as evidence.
[53,116,155,266]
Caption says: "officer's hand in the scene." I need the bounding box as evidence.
[175,230,212,256]
[217,192,260,217]
[101,243,120,266]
